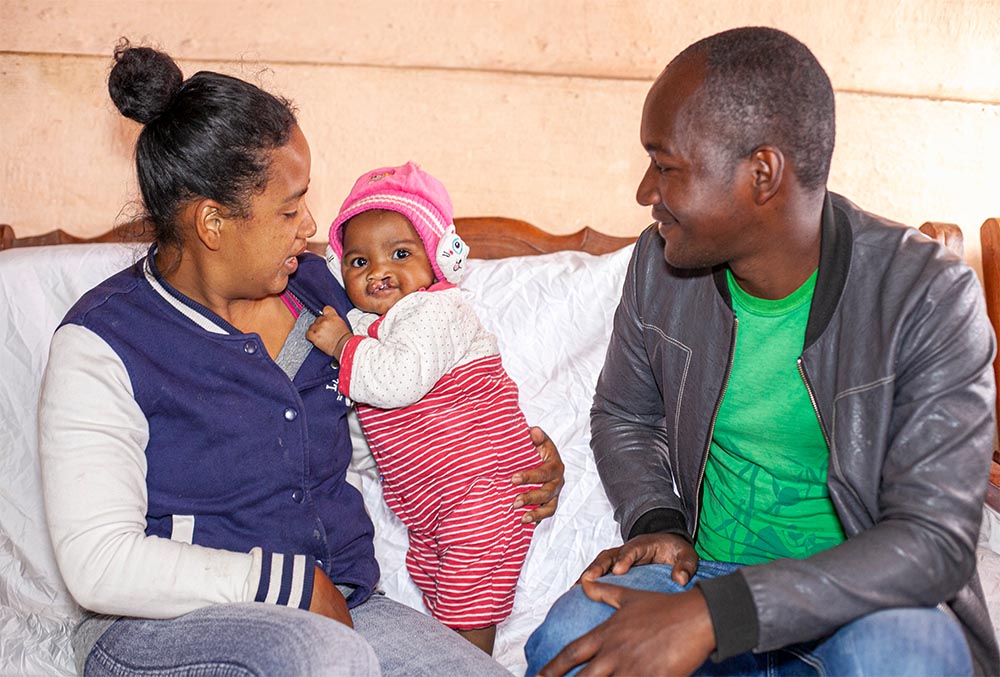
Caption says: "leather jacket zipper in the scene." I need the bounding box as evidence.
[797,358,832,450]
[693,317,739,540]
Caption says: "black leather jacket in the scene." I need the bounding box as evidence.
[592,192,999,674]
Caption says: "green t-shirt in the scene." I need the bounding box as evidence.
[695,269,845,564]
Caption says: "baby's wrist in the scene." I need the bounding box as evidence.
[333,331,353,360]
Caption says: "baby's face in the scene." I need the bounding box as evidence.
[340,210,435,315]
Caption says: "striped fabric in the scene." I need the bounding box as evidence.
[357,354,540,629]
[280,290,304,319]
[253,551,314,610]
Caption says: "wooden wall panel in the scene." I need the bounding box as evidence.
[3,0,999,101]
[0,53,650,238]
[2,1,998,274]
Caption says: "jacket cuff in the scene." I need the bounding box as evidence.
[695,571,758,661]
[253,551,316,611]
[337,336,365,397]
[627,508,691,542]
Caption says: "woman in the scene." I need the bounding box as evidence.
[38,42,563,676]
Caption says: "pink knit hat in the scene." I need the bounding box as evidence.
[328,162,470,284]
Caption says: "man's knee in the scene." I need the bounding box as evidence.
[811,607,972,677]
[524,585,615,674]
[525,565,696,675]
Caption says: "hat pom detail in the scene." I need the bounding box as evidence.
[435,226,469,284]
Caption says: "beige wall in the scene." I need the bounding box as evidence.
[2,0,998,272]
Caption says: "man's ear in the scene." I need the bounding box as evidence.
[194,200,226,251]
[749,146,784,205]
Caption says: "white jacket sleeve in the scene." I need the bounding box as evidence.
[342,290,495,409]
[38,324,262,618]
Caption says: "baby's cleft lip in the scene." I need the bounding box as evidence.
[368,280,396,295]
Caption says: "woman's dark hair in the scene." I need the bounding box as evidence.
[108,39,297,248]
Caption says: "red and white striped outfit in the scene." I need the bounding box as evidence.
[338,284,540,629]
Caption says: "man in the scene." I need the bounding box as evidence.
[525,27,998,677]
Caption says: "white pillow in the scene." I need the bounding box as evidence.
[0,241,635,676]
[0,243,147,677]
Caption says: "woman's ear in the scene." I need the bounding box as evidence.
[194,200,226,251]
[749,146,784,206]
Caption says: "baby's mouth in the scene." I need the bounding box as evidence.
[369,280,396,295]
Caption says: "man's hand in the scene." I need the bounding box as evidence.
[581,532,699,586]
[539,582,715,677]
[511,427,565,524]
[308,567,353,627]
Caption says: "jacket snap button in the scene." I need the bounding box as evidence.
[284,408,297,421]
[243,341,258,355]
[291,489,303,503]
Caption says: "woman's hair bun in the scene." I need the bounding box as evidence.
[108,39,184,125]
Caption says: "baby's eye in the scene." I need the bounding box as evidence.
[392,249,411,260]
[349,256,367,268]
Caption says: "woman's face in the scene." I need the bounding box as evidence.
[224,124,317,298]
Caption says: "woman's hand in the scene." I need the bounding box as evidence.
[511,427,564,524]
[308,567,353,627]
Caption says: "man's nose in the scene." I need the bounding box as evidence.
[636,163,660,207]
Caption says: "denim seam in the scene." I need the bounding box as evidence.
[782,645,827,676]
[89,640,257,677]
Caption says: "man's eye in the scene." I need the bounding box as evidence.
[649,158,673,175]
[393,249,411,260]
[349,257,367,268]
[283,211,299,219]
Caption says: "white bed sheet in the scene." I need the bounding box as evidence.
[0,242,629,675]
[4,242,1000,675]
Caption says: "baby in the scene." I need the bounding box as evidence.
[308,162,541,654]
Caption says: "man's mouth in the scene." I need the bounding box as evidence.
[652,208,673,224]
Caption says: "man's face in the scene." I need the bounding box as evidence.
[636,58,757,270]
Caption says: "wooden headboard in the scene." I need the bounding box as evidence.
[3,217,994,502]
[979,218,1000,510]
[0,218,964,259]
[0,218,637,259]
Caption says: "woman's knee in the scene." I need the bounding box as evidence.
[257,608,379,676]
[86,603,379,677]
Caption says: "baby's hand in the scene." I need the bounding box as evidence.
[307,306,352,359]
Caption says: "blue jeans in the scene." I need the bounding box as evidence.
[524,562,972,676]
[78,593,509,676]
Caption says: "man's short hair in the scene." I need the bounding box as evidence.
[674,27,836,190]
